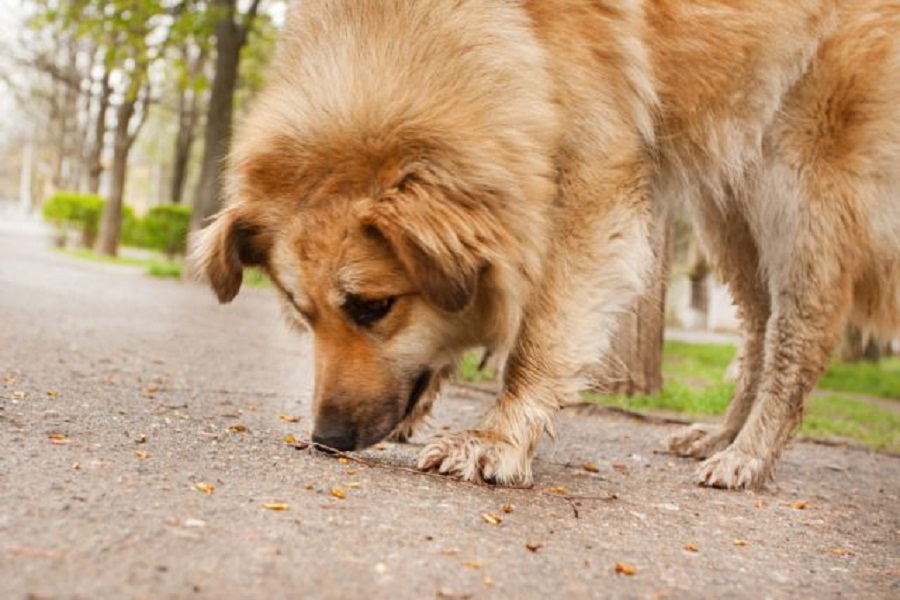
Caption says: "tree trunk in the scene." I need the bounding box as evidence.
[170,47,205,205]
[87,68,112,195]
[97,96,138,256]
[190,0,261,230]
[599,206,675,395]
[191,0,242,229]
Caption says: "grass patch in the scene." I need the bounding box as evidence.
[457,339,899,451]
[146,261,182,278]
[60,248,273,288]
[457,350,497,384]
[819,357,900,400]
[801,395,900,452]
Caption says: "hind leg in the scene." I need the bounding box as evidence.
[699,175,859,489]
[669,206,770,458]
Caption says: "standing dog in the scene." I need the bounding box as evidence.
[192,0,900,489]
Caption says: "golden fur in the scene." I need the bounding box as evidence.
[192,0,900,489]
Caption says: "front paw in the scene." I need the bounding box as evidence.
[417,431,532,485]
[668,423,735,459]
[697,445,769,490]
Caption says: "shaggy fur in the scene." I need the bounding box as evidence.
[192,0,900,490]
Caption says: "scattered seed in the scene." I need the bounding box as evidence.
[525,541,542,553]
[135,433,147,444]
[792,500,808,510]
[544,486,567,495]
[683,543,699,553]
[227,425,248,433]
[48,433,66,440]
[46,388,58,398]
[483,576,494,586]
[338,457,349,464]
[614,562,637,576]
[345,482,361,489]
[279,415,301,423]
[582,463,600,473]
[501,503,514,514]
[733,539,749,547]
[330,487,346,500]
[194,482,215,495]
[831,547,854,556]
[135,450,149,459]
[481,512,502,525]
[462,561,483,570]
[262,503,290,511]
[282,434,297,444]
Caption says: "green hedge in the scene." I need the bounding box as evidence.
[137,205,192,257]
[43,194,191,257]
[41,192,105,248]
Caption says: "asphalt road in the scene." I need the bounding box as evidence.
[1,222,898,599]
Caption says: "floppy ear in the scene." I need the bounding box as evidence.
[360,176,500,313]
[189,206,270,303]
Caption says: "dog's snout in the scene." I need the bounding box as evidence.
[311,429,357,452]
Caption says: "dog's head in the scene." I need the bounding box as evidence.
[191,149,528,450]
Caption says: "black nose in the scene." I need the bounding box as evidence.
[311,431,357,453]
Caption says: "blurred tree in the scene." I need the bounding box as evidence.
[190,0,263,232]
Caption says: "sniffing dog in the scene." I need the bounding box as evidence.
[192,0,900,489]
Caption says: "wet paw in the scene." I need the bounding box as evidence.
[417,431,531,485]
[668,423,735,459]
[698,446,768,490]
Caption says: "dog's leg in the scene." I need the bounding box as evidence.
[419,183,656,485]
[669,207,770,458]
[698,179,858,489]
[416,364,558,484]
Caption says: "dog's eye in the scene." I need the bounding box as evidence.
[343,294,395,327]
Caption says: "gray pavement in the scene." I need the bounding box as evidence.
[1,223,898,599]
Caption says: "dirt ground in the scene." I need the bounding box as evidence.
[1,220,898,599]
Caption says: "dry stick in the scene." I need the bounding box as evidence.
[292,438,619,516]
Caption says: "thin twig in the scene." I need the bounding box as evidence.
[290,438,620,514]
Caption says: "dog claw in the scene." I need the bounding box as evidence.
[668,423,736,459]
[697,446,768,490]
[416,431,531,485]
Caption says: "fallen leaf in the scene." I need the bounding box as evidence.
[733,539,749,547]
[525,541,542,553]
[792,500,808,510]
[227,424,248,433]
[501,503,514,514]
[830,547,854,556]
[544,486,568,495]
[194,482,215,495]
[582,462,600,473]
[330,487,346,500]
[262,502,290,511]
[614,562,637,576]
[611,462,630,475]
[135,450,149,459]
[279,414,301,423]
[481,512,502,525]
[282,434,297,444]
[462,561,483,570]
[683,543,699,553]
